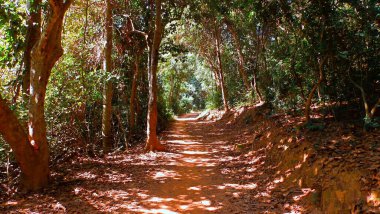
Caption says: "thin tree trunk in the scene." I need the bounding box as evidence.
[168,74,175,108]
[369,98,380,119]
[83,0,89,44]
[145,0,165,151]
[305,56,326,123]
[251,68,263,102]
[350,77,380,119]
[224,19,250,90]
[102,0,114,153]
[251,30,264,102]
[22,0,42,101]
[215,26,229,111]
[129,53,140,141]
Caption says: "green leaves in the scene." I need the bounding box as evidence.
[0,0,26,69]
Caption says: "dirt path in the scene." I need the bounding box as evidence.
[2,113,259,213]
[137,113,255,213]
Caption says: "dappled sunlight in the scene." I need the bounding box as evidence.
[48,117,262,213]
[166,140,202,145]
[215,183,257,190]
[181,157,217,167]
[3,113,314,213]
[151,170,181,181]
[181,150,213,155]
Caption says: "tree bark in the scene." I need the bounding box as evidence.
[128,53,140,141]
[224,19,250,90]
[83,0,89,44]
[0,0,72,191]
[350,78,380,119]
[0,96,47,191]
[215,26,229,112]
[305,56,326,123]
[251,29,264,102]
[102,0,114,153]
[145,0,165,151]
[27,0,72,190]
[22,0,42,101]
[251,68,263,103]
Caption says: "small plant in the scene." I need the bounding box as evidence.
[364,116,380,131]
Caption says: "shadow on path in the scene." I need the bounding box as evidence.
[2,113,262,213]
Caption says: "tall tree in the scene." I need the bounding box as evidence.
[223,19,250,91]
[128,51,141,141]
[0,0,72,191]
[214,24,229,111]
[102,0,114,153]
[145,0,165,151]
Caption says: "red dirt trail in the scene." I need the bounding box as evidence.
[2,113,273,213]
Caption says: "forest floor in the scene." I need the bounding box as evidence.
[1,104,380,213]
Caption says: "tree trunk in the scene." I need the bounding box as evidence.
[350,78,380,120]
[27,0,72,190]
[0,0,72,191]
[145,0,165,151]
[0,96,46,191]
[251,30,264,102]
[129,53,140,141]
[305,56,326,123]
[215,26,229,111]
[22,0,42,101]
[224,19,250,90]
[168,75,175,109]
[102,0,114,153]
[251,68,263,103]
[83,0,89,44]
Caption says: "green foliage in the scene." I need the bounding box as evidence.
[0,1,26,68]
[206,89,223,110]
[364,117,380,131]
[1,0,380,167]
[304,122,325,132]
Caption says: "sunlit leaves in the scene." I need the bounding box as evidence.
[0,0,26,69]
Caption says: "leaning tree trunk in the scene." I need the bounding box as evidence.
[102,0,114,153]
[145,0,165,151]
[0,0,72,191]
[215,26,229,112]
[0,96,43,191]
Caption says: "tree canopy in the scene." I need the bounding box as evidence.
[0,0,379,212]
